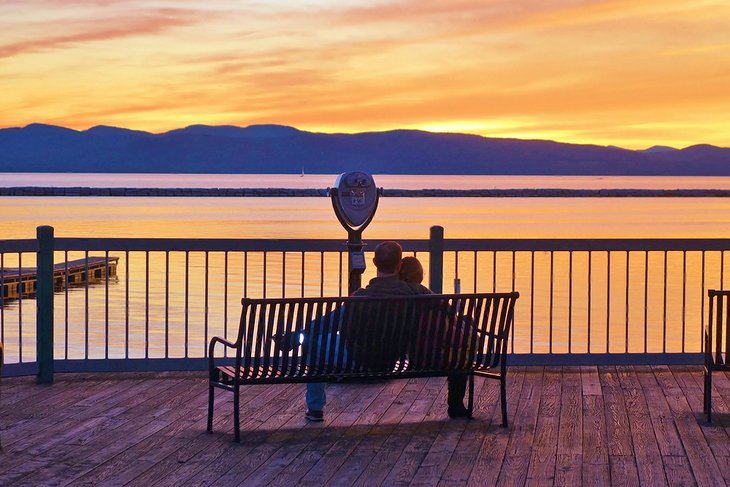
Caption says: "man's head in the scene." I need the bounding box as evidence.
[373,241,402,275]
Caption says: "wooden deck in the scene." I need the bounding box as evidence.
[1,366,729,486]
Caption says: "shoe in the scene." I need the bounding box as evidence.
[305,409,324,422]
[448,405,472,419]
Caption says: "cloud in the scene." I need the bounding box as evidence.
[2,0,729,147]
[0,7,208,59]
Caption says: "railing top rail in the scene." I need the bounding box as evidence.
[1,236,729,253]
[0,239,37,252]
[50,238,433,252]
[42,237,730,253]
[442,238,730,252]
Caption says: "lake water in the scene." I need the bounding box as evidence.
[2,174,729,364]
[2,173,730,239]
[5,172,730,190]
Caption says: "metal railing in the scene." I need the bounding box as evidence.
[1,226,723,379]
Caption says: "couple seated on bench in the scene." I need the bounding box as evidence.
[278,241,471,422]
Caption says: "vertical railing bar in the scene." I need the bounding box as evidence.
[338,251,343,296]
[701,251,706,348]
[511,250,516,291]
[224,251,229,354]
[493,250,497,292]
[105,250,110,360]
[722,250,726,290]
[243,250,248,298]
[243,251,248,298]
[165,250,170,359]
[263,251,267,298]
[681,250,687,353]
[549,250,554,354]
[587,251,592,354]
[65,252,70,360]
[300,251,305,298]
[606,250,611,354]
[85,250,89,359]
[125,251,129,359]
[643,251,649,354]
[511,250,516,353]
[625,251,630,354]
[320,252,324,297]
[145,251,149,359]
[282,251,286,298]
[455,251,459,280]
[17,252,22,362]
[184,250,189,358]
[719,251,725,356]
[663,250,668,353]
[204,251,209,356]
[473,250,478,292]
[568,251,573,354]
[530,250,534,354]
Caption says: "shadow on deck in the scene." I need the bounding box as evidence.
[1,366,729,486]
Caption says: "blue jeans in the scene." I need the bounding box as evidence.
[306,382,326,411]
[304,331,347,412]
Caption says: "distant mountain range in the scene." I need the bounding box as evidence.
[1,123,729,175]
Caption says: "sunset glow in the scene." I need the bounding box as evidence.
[1,0,729,149]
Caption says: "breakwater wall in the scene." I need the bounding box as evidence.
[2,187,730,197]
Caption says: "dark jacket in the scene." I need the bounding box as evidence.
[353,275,432,298]
[344,276,432,371]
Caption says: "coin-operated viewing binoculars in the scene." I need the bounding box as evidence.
[330,171,382,294]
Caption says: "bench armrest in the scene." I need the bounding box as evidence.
[208,336,239,375]
[210,336,237,350]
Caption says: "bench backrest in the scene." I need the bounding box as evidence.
[707,290,729,369]
[231,292,519,380]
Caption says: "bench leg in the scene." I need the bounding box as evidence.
[207,383,214,432]
[500,373,508,428]
[467,373,474,417]
[234,385,241,443]
[704,368,712,423]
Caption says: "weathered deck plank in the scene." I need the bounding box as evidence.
[495,366,544,486]
[465,367,526,486]
[616,365,668,486]
[1,366,730,486]
[652,365,727,487]
[525,367,561,486]
[438,375,501,484]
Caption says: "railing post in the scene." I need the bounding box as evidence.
[36,225,54,384]
[429,225,444,293]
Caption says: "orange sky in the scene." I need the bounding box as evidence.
[1,0,728,149]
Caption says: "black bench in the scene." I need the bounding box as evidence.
[704,289,730,422]
[207,292,519,441]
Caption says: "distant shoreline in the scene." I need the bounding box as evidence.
[3,187,730,197]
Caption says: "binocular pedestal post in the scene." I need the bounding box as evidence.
[346,230,365,295]
[329,171,381,295]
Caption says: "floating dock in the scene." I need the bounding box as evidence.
[0,256,119,301]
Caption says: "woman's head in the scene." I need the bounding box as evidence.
[399,256,424,284]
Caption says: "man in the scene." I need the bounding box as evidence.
[304,241,470,421]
